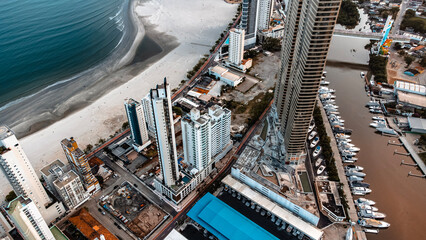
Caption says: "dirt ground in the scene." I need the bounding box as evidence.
[126,204,167,238]
[221,52,280,104]
[387,51,426,85]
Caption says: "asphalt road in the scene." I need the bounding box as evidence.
[96,150,178,216]
[392,0,408,35]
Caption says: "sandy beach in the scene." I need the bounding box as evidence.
[0,0,237,195]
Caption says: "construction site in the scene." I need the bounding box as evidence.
[100,181,168,238]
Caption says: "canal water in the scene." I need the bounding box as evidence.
[325,35,426,240]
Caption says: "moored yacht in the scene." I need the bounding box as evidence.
[346,170,366,177]
[358,219,390,228]
[355,198,376,206]
[346,165,364,171]
[315,157,323,167]
[358,209,386,219]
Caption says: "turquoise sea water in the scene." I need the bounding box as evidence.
[0,0,128,107]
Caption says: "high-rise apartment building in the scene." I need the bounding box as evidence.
[53,170,89,209]
[208,105,232,161]
[257,0,273,30]
[181,109,212,171]
[241,0,259,48]
[0,126,64,223]
[124,98,151,151]
[228,28,245,66]
[6,196,55,240]
[61,138,100,194]
[274,0,341,158]
[150,78,179,187]
[141,95,156,137]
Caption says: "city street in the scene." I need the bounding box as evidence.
[392,0,408,34]
[96,151,178,216]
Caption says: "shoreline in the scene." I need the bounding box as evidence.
[0,0,155,139]
[0,0,237,195]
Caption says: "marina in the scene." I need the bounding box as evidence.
[324,35,426,239]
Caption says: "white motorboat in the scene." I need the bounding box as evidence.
[331,120,344,126]
[358,219,390,228]
[324,104,338,109]
[376,127,397,135]
[346,170,366,177]
[348,176,364,182]
[315,157,323,167]
[366,100,380,107]
[317,165,326,175]
[327,111,340,116]
[346,165,364,171]
[372,116,384,121]
[338,138,352,143]
[313,146,322,158]
[355,198,376,206]
[342,155,357,161]
[330,117,344,122]
[358,209,386,219]
[335,133,350,139]
[369,105,381,110]
[320,80,330,85]
[364,229,379,234]
[357,204,378,212]
[352,187,371,194]
[370,121,386,128]
[310,137,320,148]
[323,71,327,75]
[341,150,357,157]
[339,142,355,147]
[308,131,317,140]
[343,158,356,163]
[308,124,315,133]
[352,190,367,196]
[370,109,383,114]
[328,114,341,119]
[339,144,360,152]
[360,72,365,78]
[345,228,353,240]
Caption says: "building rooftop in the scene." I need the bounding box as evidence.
[187,193,278,240]
[50,226,69,240]
[165,229,188,240]
[7,196,31,214]
[69,208,118,240]
[210,65,228,75]
[40,159,66,177]
[222,175,323,240]
[394,80,426,95]
[408,117,426,131]
[53,170,80,189]
[397,91,426,108]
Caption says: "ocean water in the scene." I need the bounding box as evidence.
[0,0,128,107]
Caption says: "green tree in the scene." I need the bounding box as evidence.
[122,121,129,130]
[337,0,360,29]
[172,106,183,116]
[85,144,93,153]
[262,37,281,52]
[420,55,426,67]
[393,42,402,51]
[5,191,17,202]
[404,55,415,67]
